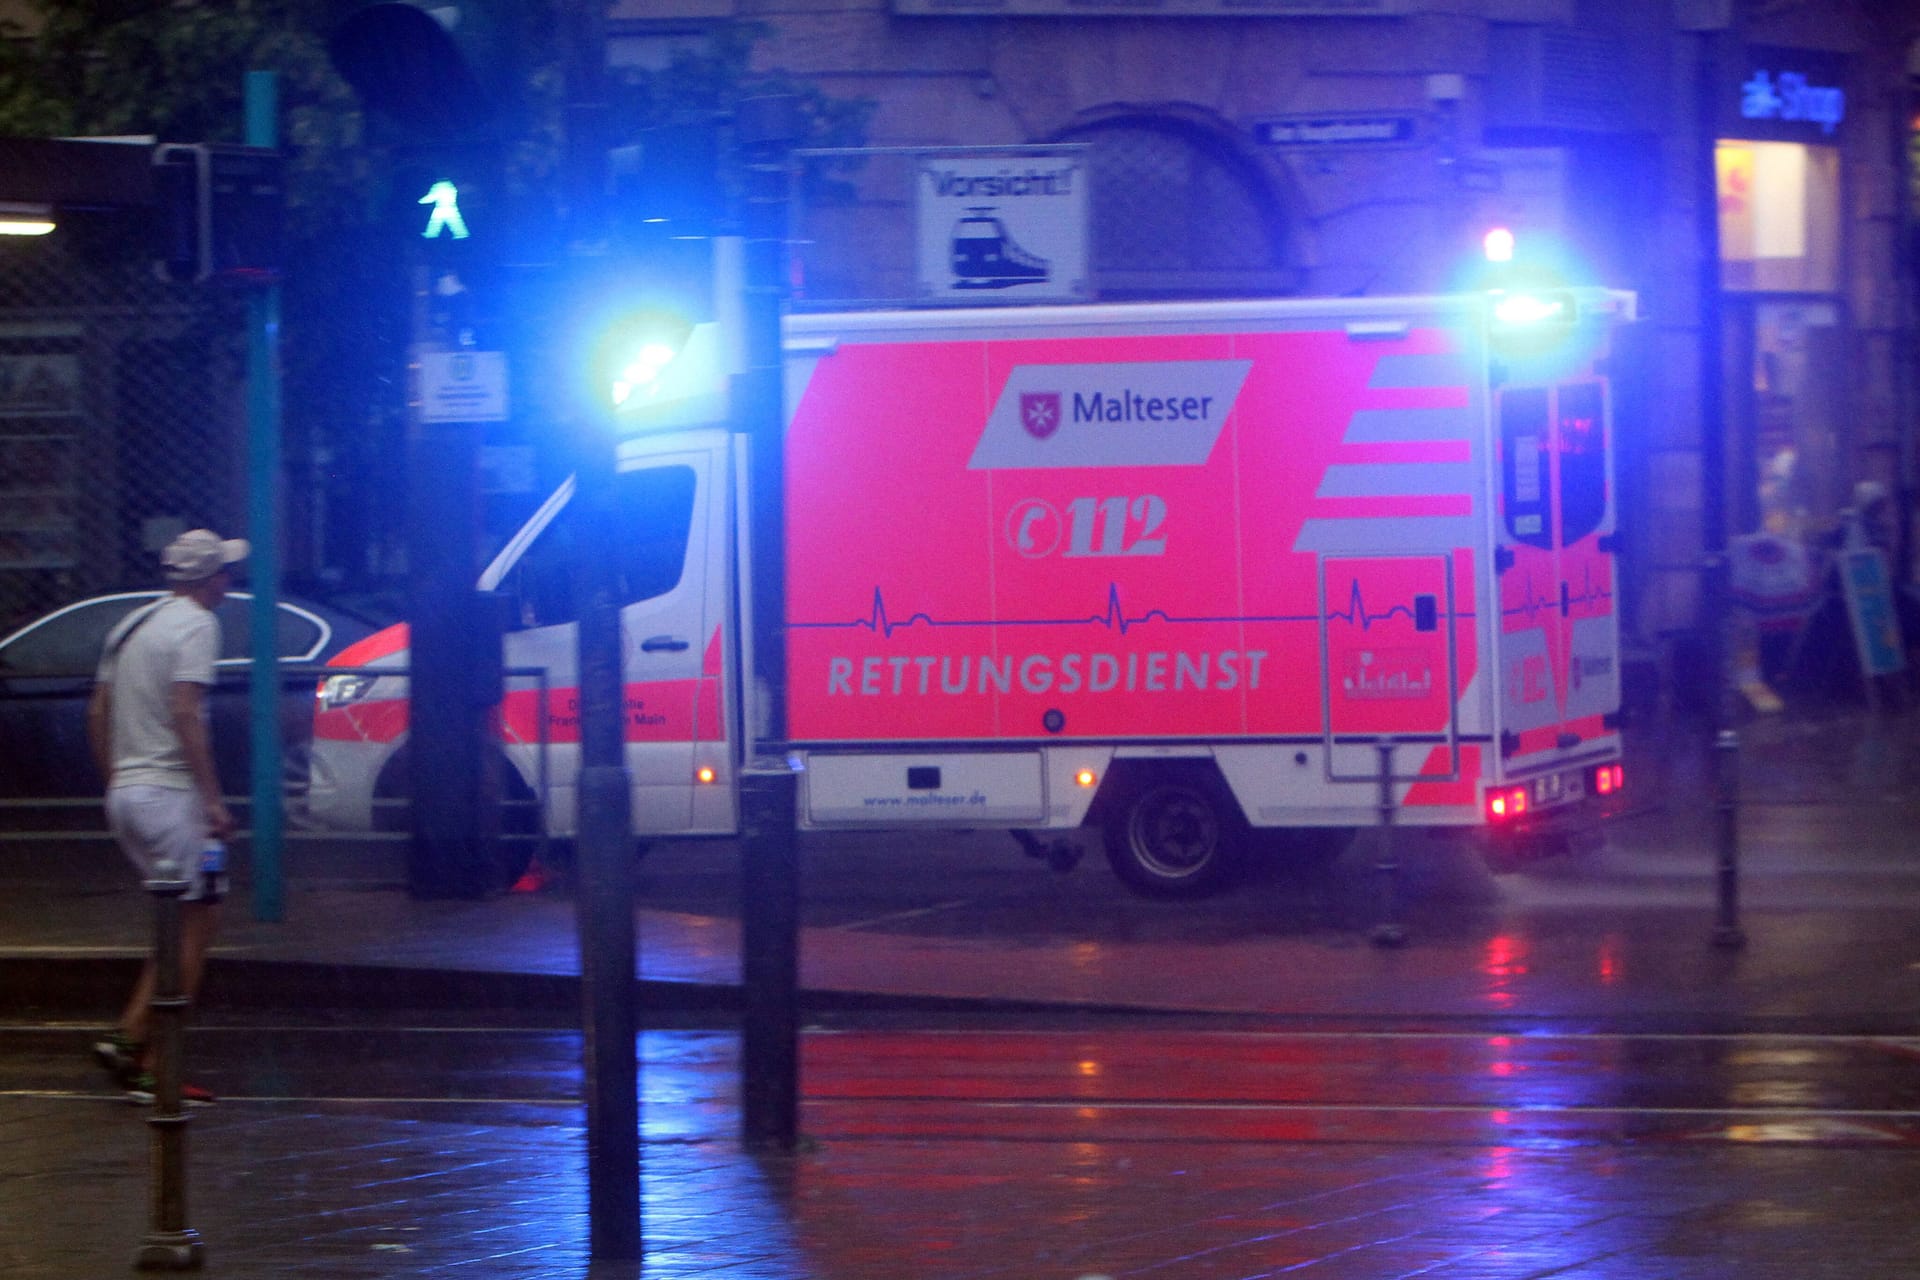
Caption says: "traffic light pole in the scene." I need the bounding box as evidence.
[404,245,497,901]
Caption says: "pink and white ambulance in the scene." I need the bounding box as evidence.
[310,288,1635,895]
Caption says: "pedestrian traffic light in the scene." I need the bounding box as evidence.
[152,143,284,285]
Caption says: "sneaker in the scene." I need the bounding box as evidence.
[92,1033,143,1086]
[122,1071,216,1108]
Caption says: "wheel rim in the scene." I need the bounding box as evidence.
[1127,785,1219,879]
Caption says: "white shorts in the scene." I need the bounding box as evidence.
[106,785,226,904]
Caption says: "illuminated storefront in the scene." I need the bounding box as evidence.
[1714,47,1852,541]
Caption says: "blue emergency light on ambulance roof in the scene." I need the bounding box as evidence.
[611,340,682,408]
[1492,292,1568,327]
[1483,226,1516,263]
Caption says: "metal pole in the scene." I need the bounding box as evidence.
[244,70,284,923]
[562,0,639,1254]
[735,97,804,1151]
[1696,29,1745,950]
[1368,742,1407,948]
[133,879,203,1271]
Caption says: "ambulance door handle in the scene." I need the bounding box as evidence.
[641,634,690,653]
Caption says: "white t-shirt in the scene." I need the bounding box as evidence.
[94,595,219,790]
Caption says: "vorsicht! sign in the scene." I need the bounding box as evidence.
[916,148,1088,305]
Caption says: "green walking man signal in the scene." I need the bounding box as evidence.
[421,180,469,239]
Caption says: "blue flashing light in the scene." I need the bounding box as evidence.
[1492,292,1568,327]
[1483,226,1515,263]
[611,340,682,407]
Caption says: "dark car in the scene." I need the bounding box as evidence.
[0,590,385,807]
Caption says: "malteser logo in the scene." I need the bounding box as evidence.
[1021,392,1061,440]
[970,359,1250,471]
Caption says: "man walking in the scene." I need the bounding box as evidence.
[86,528,248,1105]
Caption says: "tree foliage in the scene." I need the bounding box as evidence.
[0,1,870,587]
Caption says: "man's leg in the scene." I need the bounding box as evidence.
[118,960,157,1047]
[178,899,222,1006]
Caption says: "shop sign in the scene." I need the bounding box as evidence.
[1729,46,1847,140]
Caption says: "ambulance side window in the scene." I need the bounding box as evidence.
[1500,387,1553,550]
[497,465,697,631]
[609,465,697,606]
[1556,381,1607,545]
[499,509,578,631]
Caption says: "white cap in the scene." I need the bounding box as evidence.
[161,529,249,583]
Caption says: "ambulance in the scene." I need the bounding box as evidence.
[310,287,1635,896]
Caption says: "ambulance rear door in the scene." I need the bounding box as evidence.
[1491,328,1622,779]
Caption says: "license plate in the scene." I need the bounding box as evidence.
[1531,771,1583,805]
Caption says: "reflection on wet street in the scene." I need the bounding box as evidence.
[7,1018,1920,1277]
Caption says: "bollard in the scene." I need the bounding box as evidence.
[1368,743,1408,948]
[1710,727,1747,950]
[741,763,800,1153]
[133,876,203,1271]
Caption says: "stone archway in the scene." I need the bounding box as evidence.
[1052,109,1296,299]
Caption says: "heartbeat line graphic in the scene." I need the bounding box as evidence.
[1326,579,1420,631]
[1498,560,1613,623]
[793,583,1466,638]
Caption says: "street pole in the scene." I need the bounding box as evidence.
[403,245,494,900]
[243,70,285,923]
[1695,28,1745,950]
[735,95,803,1154]
[562,0,640,1257]
[573,448,639,1254]
[132,877,203,1271]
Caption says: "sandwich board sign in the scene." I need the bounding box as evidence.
[915,147,1088,305]
[1840,547,1906,678]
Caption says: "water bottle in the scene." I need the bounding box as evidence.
[200,840,226,877]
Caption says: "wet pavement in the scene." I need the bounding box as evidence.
[2,706,1919,1276]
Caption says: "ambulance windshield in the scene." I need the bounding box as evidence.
[495,464,698,631]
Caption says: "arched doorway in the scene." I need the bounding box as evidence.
[1052,110,1294,299]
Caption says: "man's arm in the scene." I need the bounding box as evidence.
[168,680,233,840]
[86,683,113,785]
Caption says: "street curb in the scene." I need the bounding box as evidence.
[0,955,1153,1024]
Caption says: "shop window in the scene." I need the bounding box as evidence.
[1715,140,1840,292]
[1750,300,1844,535]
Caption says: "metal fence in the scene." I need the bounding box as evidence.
[0,233,249,637]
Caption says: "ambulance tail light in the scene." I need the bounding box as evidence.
[1486,786,1528,824]
[1591,762,1624,796]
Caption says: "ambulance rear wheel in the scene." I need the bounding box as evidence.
[1101,770,1248,898]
